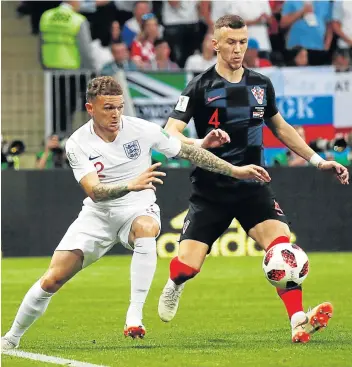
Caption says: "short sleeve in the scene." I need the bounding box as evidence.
[282,1,298,16]
[264,77,278,120]
[332,2,343,21]
[65,138,96,182]
[326,1,333,22]
[150,124,181,158]
[169,79,197,123]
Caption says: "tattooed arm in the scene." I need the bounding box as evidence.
[177,142,233,177]
[80,163,166,202]
[176,142,271,182]
[92,182,130,201]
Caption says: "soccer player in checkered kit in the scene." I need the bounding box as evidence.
[1,76,272,348]
[158,15,350,343]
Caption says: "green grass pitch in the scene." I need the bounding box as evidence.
[2,254,352,367]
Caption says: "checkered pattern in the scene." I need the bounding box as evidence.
[170,67,278,188]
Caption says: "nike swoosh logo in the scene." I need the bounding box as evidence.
[89,155,101,161]
[207,95,222,103]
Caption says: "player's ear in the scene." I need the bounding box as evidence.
[212,38,219,53]
[85,102,93,117]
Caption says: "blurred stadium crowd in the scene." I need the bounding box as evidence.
[16,0,352,71]
[2,0,352,170]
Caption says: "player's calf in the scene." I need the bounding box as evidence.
[170,256,199,285]
[125,216,160,336]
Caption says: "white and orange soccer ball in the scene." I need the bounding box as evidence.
[262,243,309,289]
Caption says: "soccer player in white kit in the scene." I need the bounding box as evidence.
[2,76,271,348]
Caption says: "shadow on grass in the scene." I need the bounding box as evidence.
[23,333,349,353]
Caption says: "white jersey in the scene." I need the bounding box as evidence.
[65,115,181,209]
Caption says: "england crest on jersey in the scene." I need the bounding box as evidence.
[123,140,141,160]
[251,86,264,105]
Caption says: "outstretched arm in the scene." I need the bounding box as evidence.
[165,117,230,148]
[153,124,269,182]
[176,142,271,182]
[266,112,349,184]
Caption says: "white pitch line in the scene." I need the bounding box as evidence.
[2,350,110,367]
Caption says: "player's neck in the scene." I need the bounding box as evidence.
[215,62,244,83]
[92,123,119,143]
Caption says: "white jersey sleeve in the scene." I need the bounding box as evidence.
[65,138,96,182]
[150,124,181,158]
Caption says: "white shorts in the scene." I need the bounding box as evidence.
[55,203,161,268]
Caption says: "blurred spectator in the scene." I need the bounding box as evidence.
[243,39,272,68]
[113,1,137,27]
[204,1,231,31]
[79,1,118,47]
[130,13,160,69]
[203,0,273,52]
[231,1,272,52]
[101,43,138,75]
[199,1,232,35]
[146,39,180,71]
[121,1,158,48]
[162,0,202,68]
[17,1,61,35]
[184,33,216,72]
[346,132,352,166]
[36,135,68,170]
[268,0,285,54]
[329,132,351,165]
[110,21,122,43]
[332,1,352,59]
[39,1,94,133]
[90,21,123,71]
[273,126,308,166]
[280,1,333,66]
[91,39,114,72]
[288,46,309,67]
[1,136,26,170]
[332,51,351,73]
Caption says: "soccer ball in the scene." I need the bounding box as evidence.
[262,243,309,289]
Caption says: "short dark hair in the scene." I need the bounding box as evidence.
[86,76,123,102]
[154,38,167,48]
[214,15,246,31]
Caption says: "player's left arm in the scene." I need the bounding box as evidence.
[266,112,349,184]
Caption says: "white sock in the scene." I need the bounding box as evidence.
[291,311,307,328]
[126,237,157,324]
[5,280,54,343]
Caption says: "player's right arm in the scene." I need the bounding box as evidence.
[80,163,166,202]
[66,138,165,202]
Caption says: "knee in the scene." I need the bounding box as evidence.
[133,218,159,239]
[40,269,67,293]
